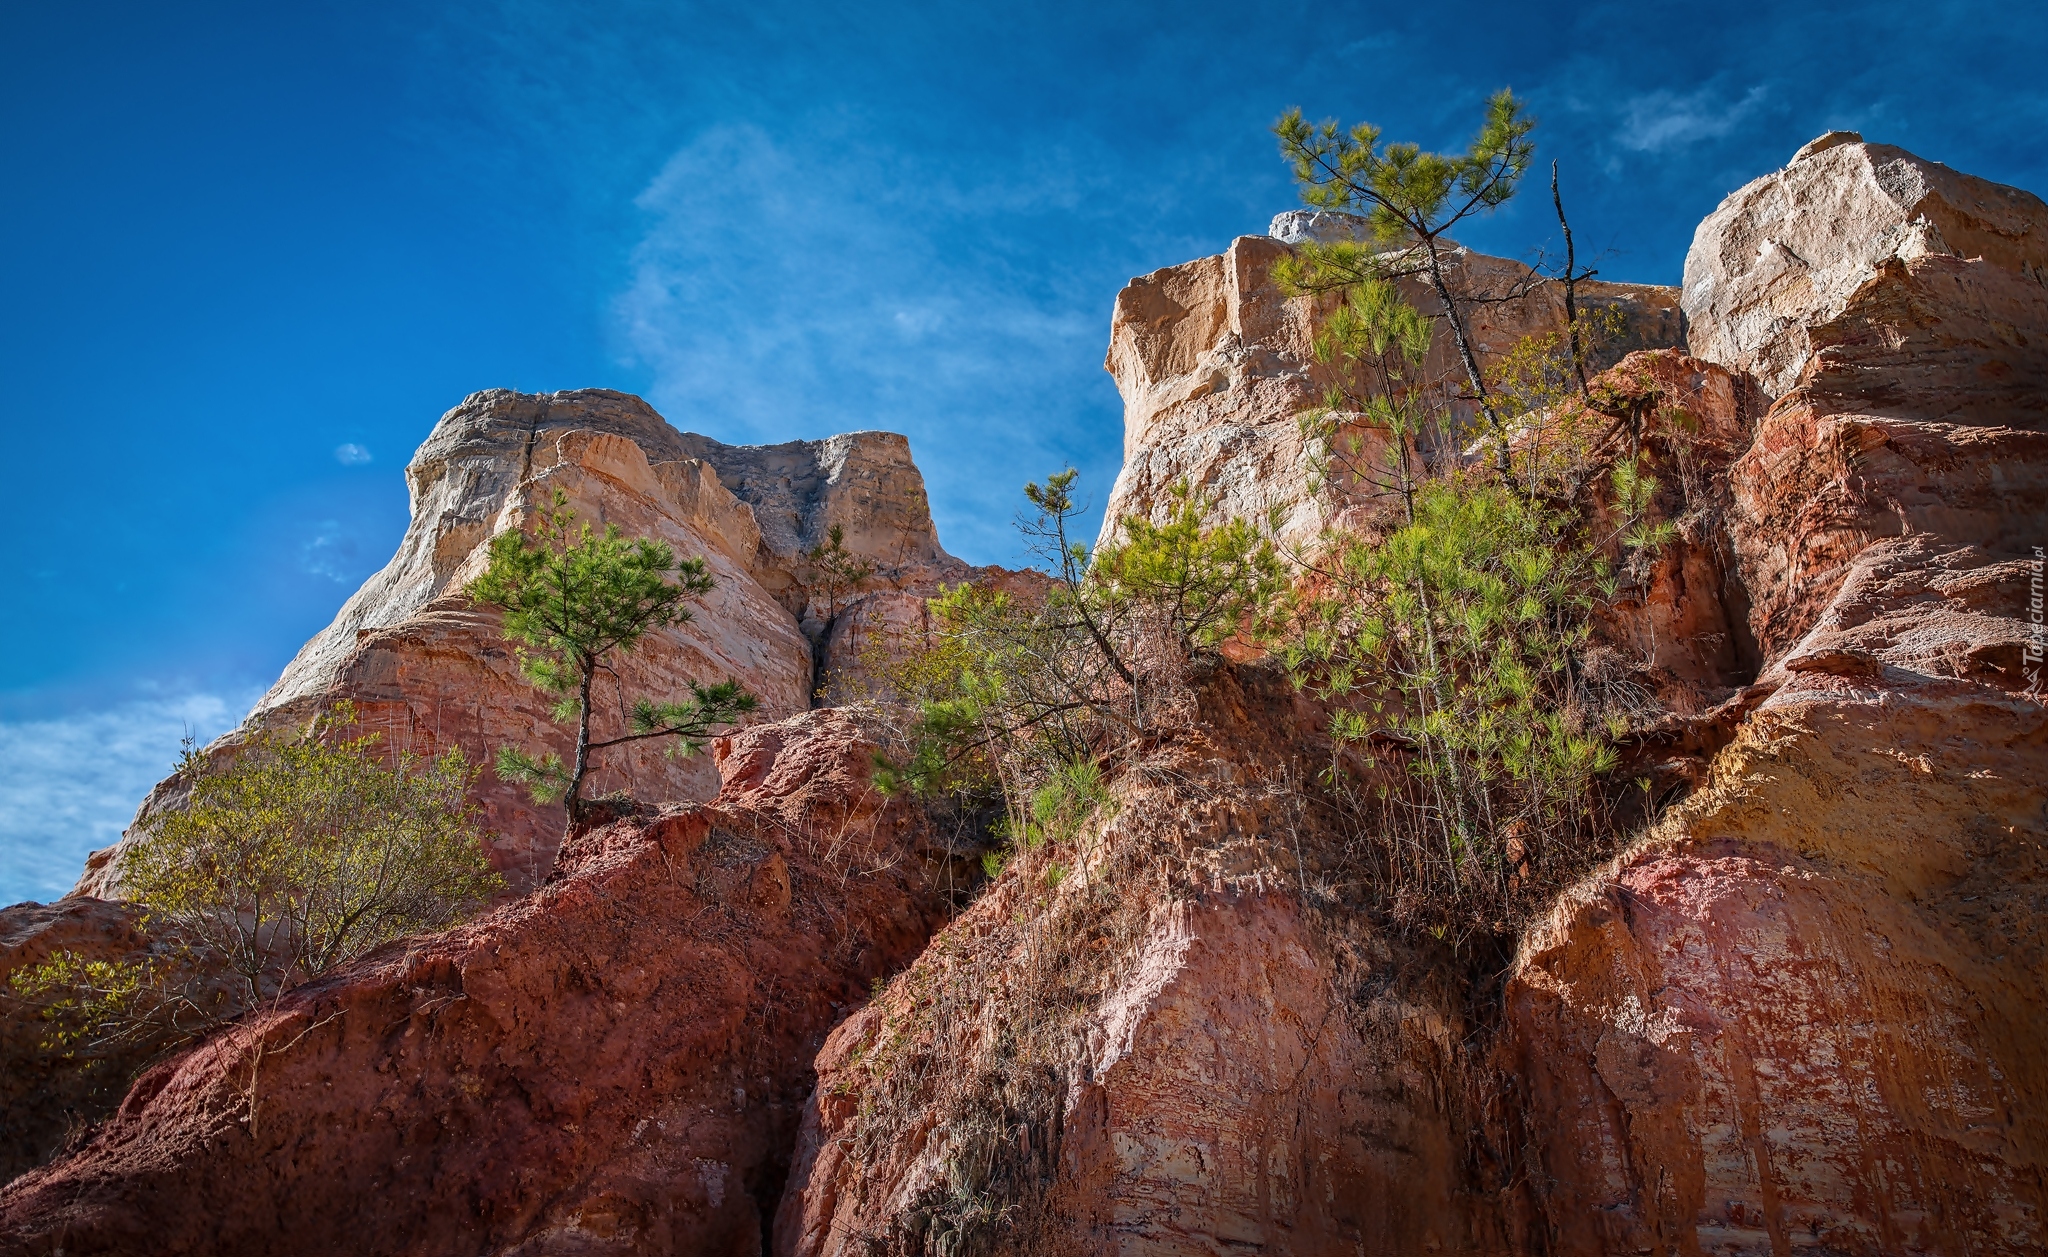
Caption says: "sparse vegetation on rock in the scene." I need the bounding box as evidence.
[468,487,759,837]
[2,127,2044,1257]
[9,705,502,1092]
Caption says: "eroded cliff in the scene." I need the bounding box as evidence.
[1,712,973,1256]
[776,136,2048,1256]
[77,391,995,895]
[3,134,2043,1257]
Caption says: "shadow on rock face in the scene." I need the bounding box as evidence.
[0,710,971,1257]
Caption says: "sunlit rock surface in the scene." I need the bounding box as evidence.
[7,136,2046,1257]
[1683,133,2048,399]
[75,390,993,895]
[1099,232,1683,550]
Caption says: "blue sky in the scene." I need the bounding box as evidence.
[3,0,2042,903]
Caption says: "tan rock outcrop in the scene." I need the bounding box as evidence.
[785,144,2048,1256]
[1719,167,2048,666]
[1682,134,2048,399]
[13,137,2048,1257]
[1100,231,1683,550]
[1501,137,2048,1256]
[1503,676,2048,1256]
[0,710,968,1256]
[75,390,989,895]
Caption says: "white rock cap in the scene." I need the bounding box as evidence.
[1791,130,1863,163]
[1267,208,1375,245]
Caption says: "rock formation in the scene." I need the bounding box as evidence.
[4,134,2044,1257]
[1503,677,2046,1254]
[1100,215,1684,550]
[1683,133,2048,399]
[1495,135,2048,1253]
[76,390,996,895]
[772,663,1521,1257]
[774,136,2048,1255]
[0,711,973,1256]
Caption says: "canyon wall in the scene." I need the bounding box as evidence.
[3,135,2043,1257]
[773,662,1527,1257]
[778,137,2048,1255]
[1498,136,2048,1254]
[75,390,994,895]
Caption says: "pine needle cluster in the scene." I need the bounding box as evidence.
[467,489,757,834]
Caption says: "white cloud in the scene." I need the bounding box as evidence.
[335,443,372,465]
[300,519,363,583]
[0,692,252,905]
[610,124,1114,561]
[1618,84,1769,153]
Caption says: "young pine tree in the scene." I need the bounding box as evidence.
[1274,90,1536,476]
[1280,272,1437,525]
[467,489,757,836]
[803,523,878,630]
[802,523,878,699]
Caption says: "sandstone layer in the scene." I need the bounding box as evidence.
[76,391,991,895]
[0,711,968,1256]
[774,664,1522,1257]
[1682,133,2048,399]
[1100,222,1683,550]
[1492,137,2048,1254]
[6,135,2045,1257]
[778,139,2048,1255]
[1505,675,2047,1255]
[1724,246,2048,662]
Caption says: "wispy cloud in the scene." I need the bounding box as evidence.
[1617,83,1770,154]
[0,691,251,905]
[299,519,363,583]
[611,123,1121,561]
[335,442,372,465]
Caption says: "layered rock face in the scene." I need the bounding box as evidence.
[778,139,2048,1256]
[0,711,968,1256]
[1723,241,2048,661]
[1683,132,2048,399]
[1100,217,1684,549]
[6,135,2043,1257]
[773,666,1521,1257]
[76,390,990,894]
[1505,678,2047,1255]
[1496,137,2048,1254]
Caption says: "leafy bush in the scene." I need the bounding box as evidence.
[11,708,504,1063]
[874,472,1281,842]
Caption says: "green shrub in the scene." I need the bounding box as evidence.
[11,707,504,1062]
[874,472,1277,857]
[1278,459,1672,936]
